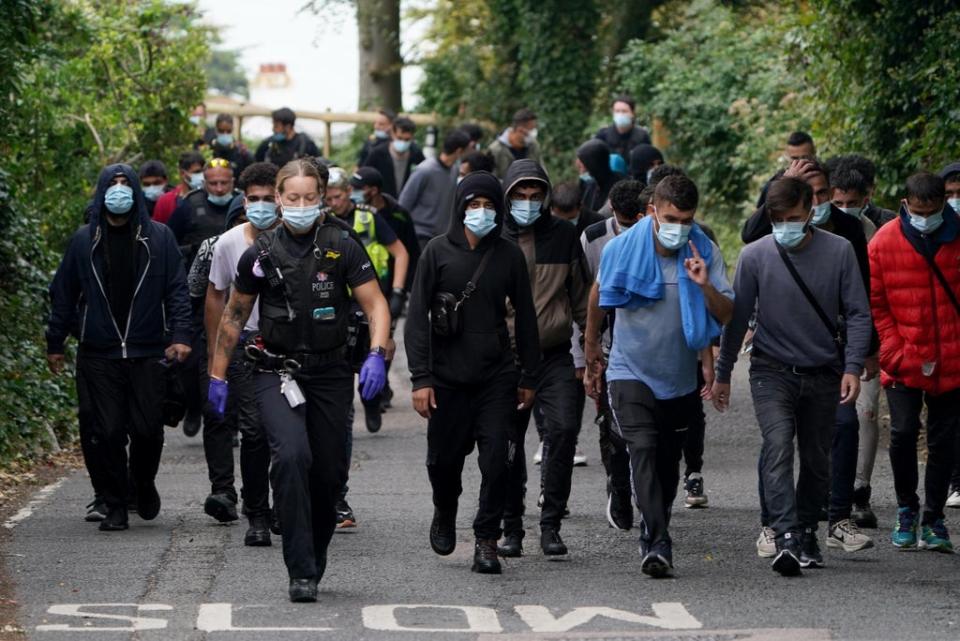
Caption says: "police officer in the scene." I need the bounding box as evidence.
[208,158,391,603]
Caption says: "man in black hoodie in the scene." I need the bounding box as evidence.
[46,163,192,531]
[594,94,652,162]
[577,139,618,212]
[405,171,540,575]
[498,160,590,559]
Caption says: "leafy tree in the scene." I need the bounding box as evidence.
[207,48,250,99]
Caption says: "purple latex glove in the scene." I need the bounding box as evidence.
[358,352,386,401]
[208,378,228,418]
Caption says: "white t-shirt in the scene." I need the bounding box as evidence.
[209,223,260,332]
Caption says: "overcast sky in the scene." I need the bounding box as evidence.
[196,0,426,139]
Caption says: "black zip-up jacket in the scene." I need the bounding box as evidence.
[46,163,192,359]
[502,160,590,352]
[594,123,651,161]
[405,171,540,390]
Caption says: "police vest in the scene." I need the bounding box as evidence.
[351,204,390,280]
[255,223,351,355]
[180,189,232,265]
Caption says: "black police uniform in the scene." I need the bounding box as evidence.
[233,216,375,581]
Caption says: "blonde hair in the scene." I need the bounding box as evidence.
[275,158,325,194]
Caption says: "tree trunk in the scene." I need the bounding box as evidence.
[357,0,403,112]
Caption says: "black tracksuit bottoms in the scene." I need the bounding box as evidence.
[608,379,696,548]
[76,356,166,510]
[255,362,352,580]
[503,348,581,535]
[426,373,517,541]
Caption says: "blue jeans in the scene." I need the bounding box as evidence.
[829,402,859,523]
[750,355,838,541]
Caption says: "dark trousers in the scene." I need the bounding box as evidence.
[202,344,270,516]
[683,395,706,477]
[426,375,516,540]
[750,357,838,540]
[886,385,960,525]
[504,349,581,534]
[339,374,386,502]
[180,298,207,416]
[608,380,693,548]
[829,401,859,523]
[595,376,631,495]
[76,356,165,509]
[256,362,353,580]
[953,429,960,491]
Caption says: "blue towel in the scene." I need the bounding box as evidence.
[598,215,720,350]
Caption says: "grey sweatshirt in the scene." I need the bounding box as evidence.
[398,156,458,240]
[716,227,871,383]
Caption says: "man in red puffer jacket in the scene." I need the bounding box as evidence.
[869,171,960,553]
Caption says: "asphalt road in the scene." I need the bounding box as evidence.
[6,344,959,641]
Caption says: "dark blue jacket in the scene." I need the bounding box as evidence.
[46,163,192,359]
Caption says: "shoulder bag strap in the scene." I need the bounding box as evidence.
[775,241,840,345]
[455,246,495,309]
[921,251,960,317]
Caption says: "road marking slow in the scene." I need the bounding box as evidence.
[4,479,65,530]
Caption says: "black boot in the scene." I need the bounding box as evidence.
[852,486,878,529]
[244,514,272,547]
[472,539,502,574]
[270,507,282,536]
[364,403,382,433]
[540,527,568,556]
[497,532,524,557]
[99,505,129,531]
[136,481,161,521]
[430,507,457,556]
[288,578,318,603]
[204,493,239,523]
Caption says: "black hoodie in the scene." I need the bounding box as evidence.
[502,160,589,352]
[404,171,540,390]
[577,139,617,211]
[46,163,192,359]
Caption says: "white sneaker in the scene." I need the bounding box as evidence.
[827,518,874,552]
[533,441,543,465]
[947,490,960,509]
[573,449,587,466]
[756,526,776,558]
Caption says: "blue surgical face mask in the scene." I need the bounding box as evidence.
[245,201,278,230]
[188,172,204,190]
[374,129,390,140]
[772,221,809,248]
[948,197,960,213]
[580,172,595,184]
[811,201,832,226]
[839,205,863,219]
[909,210,944,234]
[613,112,633,129]
[216,133,234,146]
[189,115,201,126]
[282,204,321,232]
[349,190,365,204]
[208,192,233,206]
[392,139,411,154]
[142,185,164,202]
[104,184,134,215]
[464,207,497,238]
[654,211,692,251]
[646,168,655,184]
[510,199,542,227]
[272,132,286,143]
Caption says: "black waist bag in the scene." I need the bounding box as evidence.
[431,247,493,338]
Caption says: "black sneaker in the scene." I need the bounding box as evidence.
[772,532,802,576]
[852,486,878,529]
[381,382,394,410]
[288,578,318,603]
[335,499,356,529]
[640,540,674,578]
[85,497,108,522]
[540,527,568,556]
[270,507,282,536]
[98,505,129,531]
[429,508,457,556]
[136,482,161,521]
[364,405,382,433]
[497,532,523,558]
[606,487,633,530]
[182,409,202,437]
[800,527,825,568]
[244,514,272,547]
[683,473,709,508]
[204,493,239,523]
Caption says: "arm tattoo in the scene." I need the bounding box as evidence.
[216,295,254,361]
